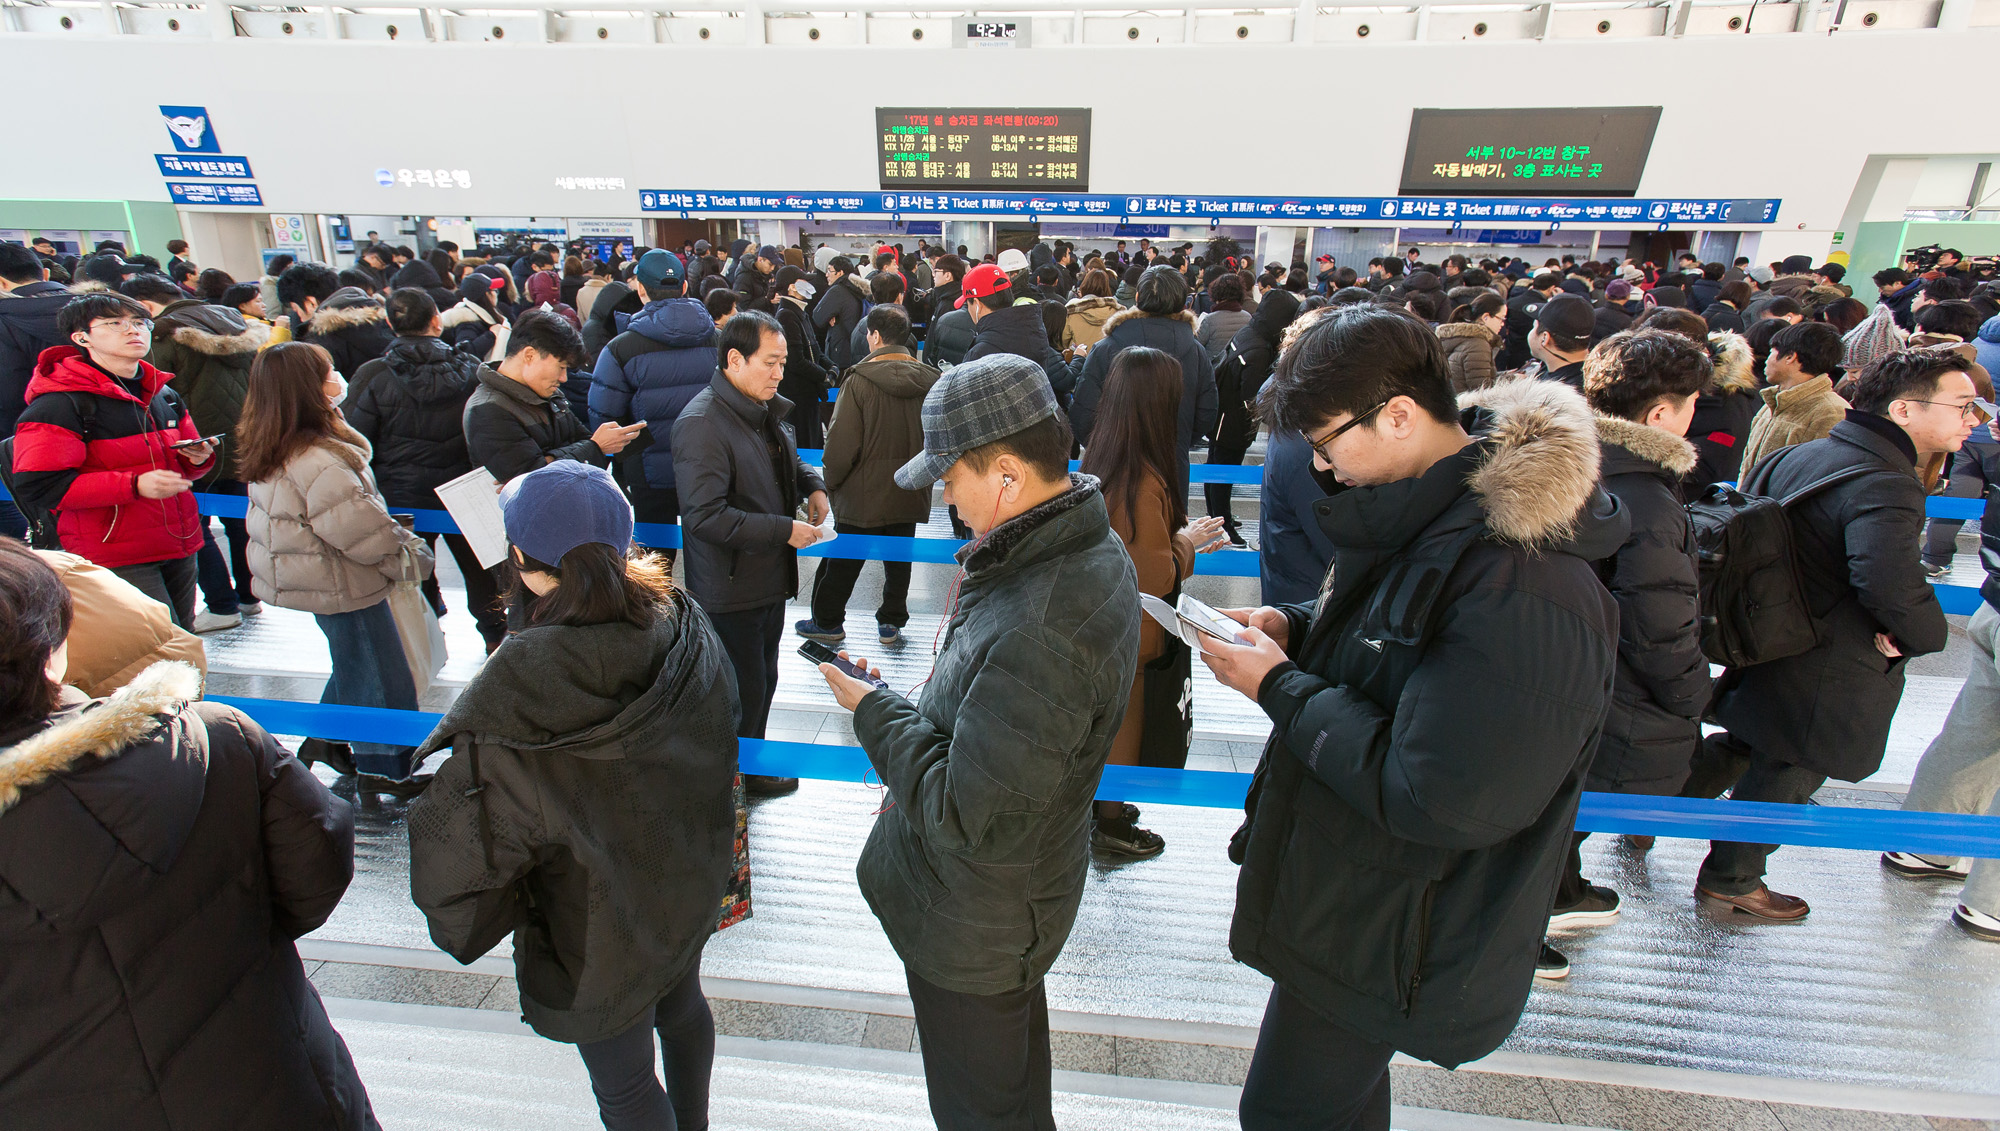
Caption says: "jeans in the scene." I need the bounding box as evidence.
[314,599,419,777]
[1681,730,1827,895]
[418,530,507,651]
[1903,603,2000,914]
[574,960,714,1131]
[808,521,915,631]
[194,478,255,615]
[111,553,200,631]
[1240,982,1394,1131]
[904,968,1055,1131]
[706,601,783,740]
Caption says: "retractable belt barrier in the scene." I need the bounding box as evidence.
[206,695,2000,858]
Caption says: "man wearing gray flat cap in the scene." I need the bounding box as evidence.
[816,352,1140,1130]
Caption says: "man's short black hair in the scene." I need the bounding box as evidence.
[1259,306,1458,434]
[220,282,261,309]
[266,253,295,276]
[1770,321,1843,376]
[869,272,905,304]
[120,273,182,305]
[717,310,782,370]
[0,243,44,285]
[1583,329,1713,422]
[704,289,738,322]
[1873,268,1910,289]
[828,255,855,277]
[57,292,150,339]
[1916,299,1983,340]
[277,262,340,308]
[1924,275,1970,301]
[1760,296,1804,320]
[1848,347,1973,415]
[865,304,911,347]
[168,259,197,285]
[337,268,378,293]
[386,287,440,335]
[529,252,556,270]
[1816,262,1846,283]
[960,411,1073,484]
[505,309,586,367]
[1702,262,1726,281]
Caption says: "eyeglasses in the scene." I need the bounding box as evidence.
[92,318,152,333]
[1903,399,1994,422]
[1305,402,1387,462]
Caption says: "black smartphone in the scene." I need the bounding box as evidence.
[798,640,888,690]
[171,433,226,450]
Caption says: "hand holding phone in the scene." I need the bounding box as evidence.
[172,433,226,450]
[801,640,886,689]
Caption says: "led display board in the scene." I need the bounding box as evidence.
[1400,107,1662,197]
[876,108,1090,191]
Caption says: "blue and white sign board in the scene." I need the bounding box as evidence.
[159,105,221,153]
[155,154,254,180]
[167,182,265,206]
[639,189,1780,226]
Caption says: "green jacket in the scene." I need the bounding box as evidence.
[852,478,1140,994]
[147,298,268,481]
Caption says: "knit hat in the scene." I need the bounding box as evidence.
[502,462,634,567]
[1843,304,1908,375]
[896,354,1059,490]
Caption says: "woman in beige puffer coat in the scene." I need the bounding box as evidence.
[239,342,434,781]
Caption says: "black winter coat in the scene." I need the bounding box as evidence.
[1687,278,1722,311]
[1702,301,1745,335]
[1071,308,1219,492]
[300,289,395,378]
[0,279,72,435]
[463,365,603,484]
[1231,379,1625,1068]
[1592,301,1636,344]
[1497,287,1547,370]
[409,602,738,1045]
[813,277,868,373]
[963,302,1076,399]
[346,335,484,508]
[1685,332,1759,492]
[582,280,641,362]
[390,259,458,311]
[670,373,826,614]
[1713,415,1950,780]
[923,306,976,368]
[1587,415,1712,793]
[0,664,376,1130]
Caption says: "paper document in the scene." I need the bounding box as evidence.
[433,467,509,569]
[1139,593,1249,652]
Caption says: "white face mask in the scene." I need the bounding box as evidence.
[327,370,348,407]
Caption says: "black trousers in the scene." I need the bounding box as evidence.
[905,968,1054,1131]
[112,553,200,631]
[1240,982,1394,1131]
[708,601,783,739]
[809,521,916,631]
[193,478,254,614]
[574,960,714,1131]
[418,531,507,651]
[1204,405,1255,525]
[631,486,680,565]
[1679,730,1827,896]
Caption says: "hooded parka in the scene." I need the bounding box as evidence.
[1230,379,1626,1068]
[1070,307,1220,491]
[1060,294,1120,352]
[1684,331,1759,493]
[0,663,377,1130]
[408,600,739,1044]
[299,288,395,378]
[586,297,717,492]
[146,299,268,480]
[244,421,433,614]
[1436,321,1501,394]
[819,346,940,527]
[344,335,485,510]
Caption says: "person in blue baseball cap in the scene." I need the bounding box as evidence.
[409,458,749,1131]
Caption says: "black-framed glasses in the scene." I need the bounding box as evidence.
[1903,398,1994,423]
[1305,402,1387,462]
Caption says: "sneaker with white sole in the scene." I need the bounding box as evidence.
[192,610,243,633]
[1549,884,1621,928]
[794,619,845,644]
[878,624,906,649]
[1955,904,2000,942]
[1535,941,1570,979]
[239,600,263,615]
[1882,851,1970,880]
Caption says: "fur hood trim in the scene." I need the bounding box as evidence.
[309,296,388,334]
[171,317,271,357]
[69,280,111,294]
[1436,321,1498,344]
[1065,294,1121,314]
[1593,412,1698,475]
[1101,306,1196,337]
[1706,331,1756,393]
[0,662,201,815]
[1455,377,1603,547]
[316,418,374,473]
[439,300,496,329]
[1279,305,1335,357]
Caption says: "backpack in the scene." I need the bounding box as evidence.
[0,393,100,550]
[1685,450,1874,668]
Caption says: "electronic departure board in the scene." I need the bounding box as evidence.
[1399,107,1662,197]
[876,108,1091,192]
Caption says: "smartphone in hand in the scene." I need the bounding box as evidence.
[798,640,888,690]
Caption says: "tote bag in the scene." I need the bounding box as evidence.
[1136,584,1195,770]
[387,580,447,696]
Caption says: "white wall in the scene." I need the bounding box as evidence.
[4,30,1997,231]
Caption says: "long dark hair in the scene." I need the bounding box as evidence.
[507,542,676,630]
[0,538,73,723]
[236,342,339,483]
[1078,346,1186,537]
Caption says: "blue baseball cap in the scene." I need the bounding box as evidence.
[635,249,684,289]
[502,462,634,566]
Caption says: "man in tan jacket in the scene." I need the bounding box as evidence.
[1738,321,1848,481]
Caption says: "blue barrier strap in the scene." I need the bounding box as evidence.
[206,695,2000,855]
[795,450,1264,486]
[1928,496,1983,521]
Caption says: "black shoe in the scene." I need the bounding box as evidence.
[1535,941,1570,980]
[744,774,800,797]
[1549,884,1622,929]
[1092,815,1165,859]
[357,773,429,800]
[297,738,357,777]
[1224,520,1247,549]
[1622,834,1656,853]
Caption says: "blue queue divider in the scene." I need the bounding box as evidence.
[205,694,2000,858]
[793,450,1266,486]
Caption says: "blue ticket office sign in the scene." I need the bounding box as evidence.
[166,182,265,206]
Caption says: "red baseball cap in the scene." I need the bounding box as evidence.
[957,263,1011,308]
[1316,254,1334,263]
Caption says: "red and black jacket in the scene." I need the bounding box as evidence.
[11,346,211,568]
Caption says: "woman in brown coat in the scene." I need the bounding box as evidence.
[1436,292,1506,392]
[1077,347,1226,857]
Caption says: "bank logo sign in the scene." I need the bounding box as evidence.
[160,105,220,153]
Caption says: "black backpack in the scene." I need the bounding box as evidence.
[0,393,101,551]
[1686,451,1873,668]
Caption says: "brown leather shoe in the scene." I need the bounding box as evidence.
[1696,884,1810,921]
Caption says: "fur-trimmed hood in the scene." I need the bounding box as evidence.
[1593,412,1699,476]
[314,417,374,473]
[1101,305,1196,338]
[1436,321,1499,345]
[1065,294,1121,315]
[307,288,388,334]
[1706,331,1756,393]
[156,298,270,356]
[1456,377,1608,547]
[0,661,202,816]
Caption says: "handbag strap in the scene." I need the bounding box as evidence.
[456,732,497,873]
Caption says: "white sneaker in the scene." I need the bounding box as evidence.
[192,610,243,633]
[1955,904,2000,942]
[239,600,263,616]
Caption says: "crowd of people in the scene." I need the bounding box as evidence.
[2,226,1999,1131]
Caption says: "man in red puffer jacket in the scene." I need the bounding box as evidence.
[9,292,216,629]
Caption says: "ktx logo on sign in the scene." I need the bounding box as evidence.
[160,105,220,153]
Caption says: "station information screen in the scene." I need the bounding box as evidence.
[1398,107,1662,197]
[876,108,1091,191]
